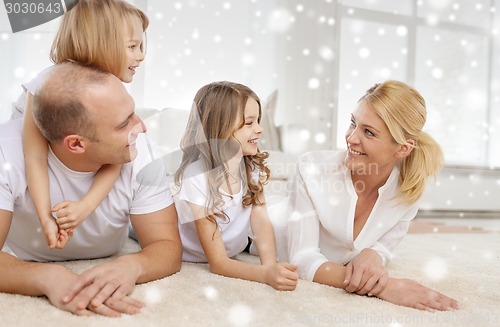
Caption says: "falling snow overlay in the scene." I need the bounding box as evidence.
[1,234,499,326]
[1,0,498,169]
[0,1,499,326]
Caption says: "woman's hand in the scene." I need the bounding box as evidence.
[377,278,460,311]
[343,248,389,296]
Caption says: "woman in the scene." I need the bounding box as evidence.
[287,80,460,311]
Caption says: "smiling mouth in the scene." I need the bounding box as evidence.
[248,138,258,144]
[348,145,365,155]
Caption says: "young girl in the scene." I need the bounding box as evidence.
[174,81,298,291]
[12,0,149,249]
[287,81,459,310]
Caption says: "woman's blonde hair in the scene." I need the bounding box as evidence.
[50,0,149,78]
[175,81,270,225]
[359,80,443,204]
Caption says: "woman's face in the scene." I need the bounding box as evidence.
[344,100,403,176]
[119,15,145,83]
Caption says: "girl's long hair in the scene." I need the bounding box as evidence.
[175,81,270,225]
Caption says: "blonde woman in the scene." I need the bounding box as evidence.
[288,81,460,311]
[12,0,148,249]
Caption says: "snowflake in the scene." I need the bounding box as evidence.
[268,8,294,33]
[308,78,320,89]
[227,303,254,326]
[3,162,12,171]
[144,286,162,304]
[203,286,218,300]
[423,257,449,281]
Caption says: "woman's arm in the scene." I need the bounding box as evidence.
[313,261,347,288]
[314,261,459,311]
[343,248,388,295]
[287,168,329,281]
[342,207,417,295]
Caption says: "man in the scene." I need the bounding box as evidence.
[0,63,182,317]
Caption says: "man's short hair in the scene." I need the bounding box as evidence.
[32,62,112,142]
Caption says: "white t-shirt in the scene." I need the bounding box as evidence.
[11,66,54,120]
[0,119,173,262]
[287,150,418,281]
[174,160,255,262]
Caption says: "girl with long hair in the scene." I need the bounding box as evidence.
[174,81,298,290]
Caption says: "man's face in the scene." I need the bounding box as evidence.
[83,77,146,166]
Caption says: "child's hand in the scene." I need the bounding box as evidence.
[55,228,72,249]
[343,248,389,296]
[52,200,92,231]
[41,217,60,249]
[41,217,72,249]
[264,262,299,291]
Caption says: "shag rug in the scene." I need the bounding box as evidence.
[1,233,499,327]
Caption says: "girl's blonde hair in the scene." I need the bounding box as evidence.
[50,0,149,77]
[359,80,443,204]
[175,81,270,224]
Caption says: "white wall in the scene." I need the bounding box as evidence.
[421,167,500,213]
[1,1,498,214]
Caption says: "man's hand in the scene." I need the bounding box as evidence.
[61,257,144,316]
[343,248,388,296]
[41,264,142,317]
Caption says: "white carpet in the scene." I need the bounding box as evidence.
[1,233,499,327]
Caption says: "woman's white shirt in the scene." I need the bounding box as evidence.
[287,150,418,281]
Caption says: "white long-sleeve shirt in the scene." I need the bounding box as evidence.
[287,150,418,281]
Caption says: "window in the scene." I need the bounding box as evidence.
[0,14,57,121]
[335,0,499,167]
[336,18,408,152]
[135,0,279,110]
[0,0,279,120]
[1,0,499,168]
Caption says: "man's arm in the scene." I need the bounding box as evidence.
[0,210,129,316]
[0,209,55,296]
[128,203,182,282]
[62,204,182,307]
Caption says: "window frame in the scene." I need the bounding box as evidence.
[331,0,497,168]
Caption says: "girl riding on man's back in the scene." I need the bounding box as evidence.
[12,0,148,249]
